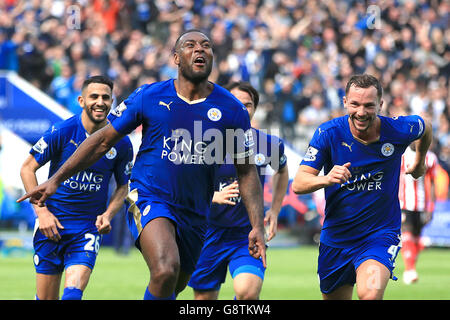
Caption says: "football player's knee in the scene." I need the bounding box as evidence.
[234,280,261,300]
[358,288,383,300]
[152,261,180,286]
[235,287,260,300]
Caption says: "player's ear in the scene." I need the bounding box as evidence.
[379,99,384,112]
[78,95,84,108]
[173,51,180,66]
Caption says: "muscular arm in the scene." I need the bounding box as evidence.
[234,161,266,267]
[18,124,124,206]
[234,162,264,230]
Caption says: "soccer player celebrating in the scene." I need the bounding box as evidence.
[292,74,432,300]
[18,30,266,300]
[189,82,289,300]
[20,76,134,300]
[399,143,438,284]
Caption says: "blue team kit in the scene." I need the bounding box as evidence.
[300,114,425,292]
[189,129,287,291]
[109,79,254,274]
[31,114,133,274]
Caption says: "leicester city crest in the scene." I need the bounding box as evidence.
[207,107,222,121]
[105,147,117,159]
[381,143,394,157]
[254,153,266,166]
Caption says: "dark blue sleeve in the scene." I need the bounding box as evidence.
[30,124,63,166]
[110,86,145,135]
[230,103,253,160]
[268,135,287,172]
[277,138,287,170]
[300,124,329,171]
[113,138,134,186]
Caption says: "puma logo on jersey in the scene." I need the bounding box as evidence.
[342,142,353,152]
[69,139,79,148]
[159,101,173,111]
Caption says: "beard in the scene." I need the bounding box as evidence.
[179,61,212,84]
[84,103,108,124]
[350,114,375,132]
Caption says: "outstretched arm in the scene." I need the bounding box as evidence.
[234,161,266,268]
[18,124,124,206]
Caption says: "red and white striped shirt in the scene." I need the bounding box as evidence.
[399,147,437,212]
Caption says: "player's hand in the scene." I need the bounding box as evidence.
[405,162,426,179]
[248,227,267,268]
[17,179,59,207]
[264,209,278,242]
[96,213,112,234]
[212,181,240,205]
[36,208,64,242]
[325,162,351,185]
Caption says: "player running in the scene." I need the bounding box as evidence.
[20,76,134,300]
[18,30,266,300]
[189,81,289,300]
[292,74,432,300]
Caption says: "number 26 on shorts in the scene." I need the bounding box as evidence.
[84,233,100,253]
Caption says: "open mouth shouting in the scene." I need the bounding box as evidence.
[193,56,206,68]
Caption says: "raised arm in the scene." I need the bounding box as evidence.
[17,124,124,206]
[234,161,266,267]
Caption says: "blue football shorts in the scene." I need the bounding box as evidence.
[126,192,206,275]
[33,220,101,275]
[188,226,265,291]
[318,231,401,294]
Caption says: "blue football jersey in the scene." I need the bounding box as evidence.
[109,79,253,220]
[30,114,134,226]
[300,115,425,248]
[209,129,287,228]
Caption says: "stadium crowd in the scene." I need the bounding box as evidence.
[0,0,449,182]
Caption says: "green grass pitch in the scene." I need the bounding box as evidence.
[1,245,449,300]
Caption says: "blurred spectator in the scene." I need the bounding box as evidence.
[298,94,329,127]
[0,28,18,71]
[49,62,73,107]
